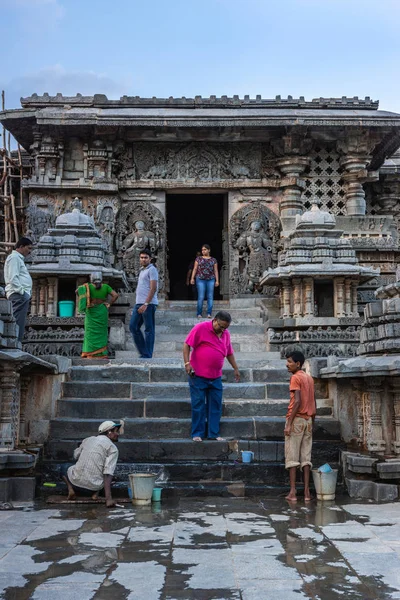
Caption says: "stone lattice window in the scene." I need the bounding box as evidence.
[303,146,346,214]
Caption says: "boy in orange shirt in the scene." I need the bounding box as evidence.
[284,350,316,502]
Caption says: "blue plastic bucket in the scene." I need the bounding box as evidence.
[58,301,75,317]
[241,451,254,463]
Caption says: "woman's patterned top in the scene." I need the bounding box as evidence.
[195,256,217,280]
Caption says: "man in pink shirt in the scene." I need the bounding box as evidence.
[183,311,240,441]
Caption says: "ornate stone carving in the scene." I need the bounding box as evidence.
[279,343,358,359]
[116,201,165,286]
[133,142,261,181]
[30,135,64,183]
[26,194,57,241]
[229,202,280,295]
[0,366,20,447]
[364,378,386,454]
[96,196,120,266]
[83,140,112,180]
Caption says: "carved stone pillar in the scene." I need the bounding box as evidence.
[19,376,30,445]
[38,279,46,317]
[344,278,352,317]
[303,278,314,317]
[47,277,57,317]
[365,378,386,454]
[0,366,20,448]
[340,156,370,216]
[390,379,400,455]
[30,280,38,317]
[282,279,292,318]
[293,278,302,317]
[351,280,359,317]
[337,133,379,216]
[277,157,309,218]
[334,277,345,318]
[352,379,367,448]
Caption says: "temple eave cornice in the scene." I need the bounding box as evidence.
[21,176,302,192]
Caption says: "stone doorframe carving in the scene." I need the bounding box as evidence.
[229,200,281,296]
[115,197,165,290]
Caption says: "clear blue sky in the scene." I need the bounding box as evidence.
[1,0,400,113]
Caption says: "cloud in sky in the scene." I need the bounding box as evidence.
[1,65,130,109]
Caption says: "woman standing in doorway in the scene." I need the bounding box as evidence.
[190,244,219,318]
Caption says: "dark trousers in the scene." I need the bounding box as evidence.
[189,375,223,438]
[9,292,31,342]
[129,303,156,358]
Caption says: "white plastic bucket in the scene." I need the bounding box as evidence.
[312,469,338,501]
[129,473,157,505]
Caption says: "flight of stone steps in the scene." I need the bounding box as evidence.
[44,299,342,496]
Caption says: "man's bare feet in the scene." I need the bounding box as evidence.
[304,493,314,502]
[285,492,297,502]
[62,476,76,501]
[192,436,202,442]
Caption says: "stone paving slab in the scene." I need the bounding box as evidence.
[1,498,400,599]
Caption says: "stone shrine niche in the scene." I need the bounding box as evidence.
[96,196,120,266]
[26,194,57,241]
[133,142,262,181]
[229,202,280,295]
[116,201,165,288]
[83,140,112,180]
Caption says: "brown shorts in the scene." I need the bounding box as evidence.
[285,416,313,470]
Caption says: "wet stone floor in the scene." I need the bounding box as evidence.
[1,497,400,599]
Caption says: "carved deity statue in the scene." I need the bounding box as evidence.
[121,220,159,277]
[235,220,273,293]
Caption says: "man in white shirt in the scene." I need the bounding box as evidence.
[62,420,123,508]
[129,249,159,358]
[4,237,33,342]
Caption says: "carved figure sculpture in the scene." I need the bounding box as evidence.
[121,220,159,278]
[98,206,115,265]
[235,220,273,293]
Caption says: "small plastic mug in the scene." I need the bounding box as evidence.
[152,487,162,502]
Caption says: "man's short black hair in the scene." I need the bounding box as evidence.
[140,248,152,258]
[286,350,305,367]
[15,237,33,249]
[214,310,232,324]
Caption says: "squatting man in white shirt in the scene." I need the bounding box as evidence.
[61,420,124,508]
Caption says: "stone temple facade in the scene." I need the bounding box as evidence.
[2,94,400,501]
[1,93,400,359]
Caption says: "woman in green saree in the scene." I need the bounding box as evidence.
[77,272,119,358]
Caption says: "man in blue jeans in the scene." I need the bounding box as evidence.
[129,249,158,358]
[183,311,240,441]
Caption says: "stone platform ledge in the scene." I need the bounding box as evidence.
[345,477,399,502]
[320,355,400,378]
[0,451,36,471]
[0,350,57,373]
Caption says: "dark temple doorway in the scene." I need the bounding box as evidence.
[166,194,225,300]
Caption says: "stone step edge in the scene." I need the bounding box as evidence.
[51,416,338,424]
